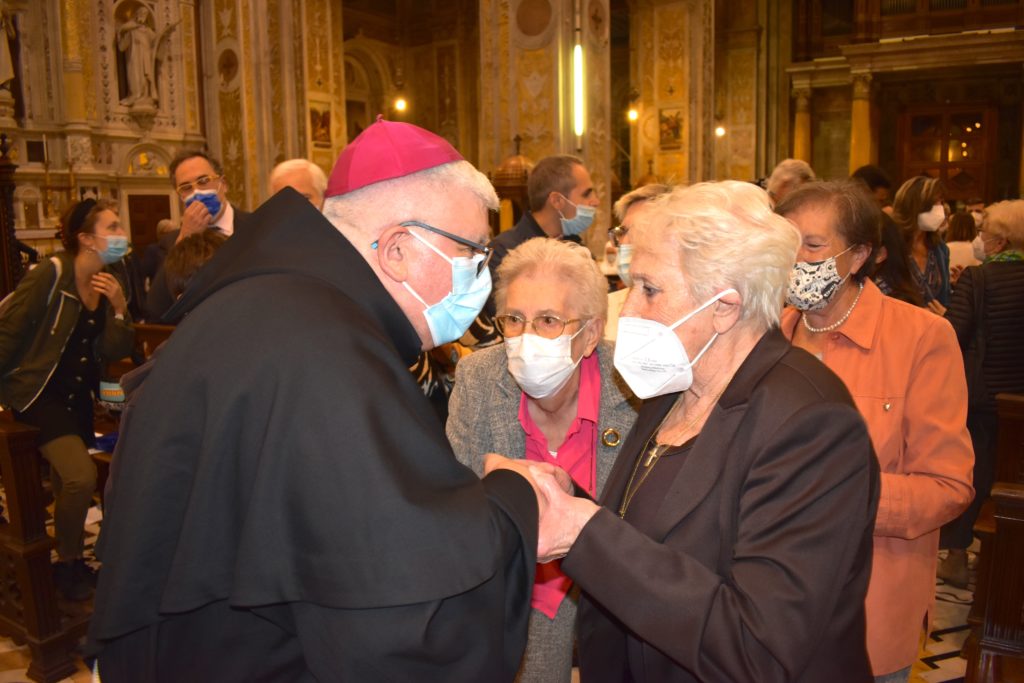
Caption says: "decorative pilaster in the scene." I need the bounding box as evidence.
[59,0,86,124]
[849,72,873,174]
[0,134,21,298]
[792,86,811,163]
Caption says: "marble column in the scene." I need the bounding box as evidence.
[848,72,873,174]
[792,86,811,163]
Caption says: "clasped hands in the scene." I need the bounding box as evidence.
[483,454,600,564]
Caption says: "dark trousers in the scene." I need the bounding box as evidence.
[940,410,997,550]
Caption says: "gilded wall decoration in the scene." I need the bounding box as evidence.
[292,0,306,148]
[182,4,199,132]
[655,5,686,101]
[330,1,346,153]
[240,1,259,208]
[217,42,241,92]
[724,48,757,180]
[513,0,555,49]
[516,48,555,161]
[267,0,284,160]
[309,101,332,148]
[215,0,245,209]
[436,43,459,147]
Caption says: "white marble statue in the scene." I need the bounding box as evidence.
[117,6,177,107]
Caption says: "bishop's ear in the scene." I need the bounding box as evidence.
[373,225,413,282]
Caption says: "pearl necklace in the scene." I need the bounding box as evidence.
[802,280,864,334]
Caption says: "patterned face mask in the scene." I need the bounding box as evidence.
[785,246,854,311]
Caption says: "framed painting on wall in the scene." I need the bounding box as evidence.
[310,101,332,149]
[659,108,683,150]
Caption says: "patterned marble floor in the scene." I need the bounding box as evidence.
[0,506,980,681]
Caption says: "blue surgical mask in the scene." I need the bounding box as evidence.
[557,195,596,236]
[616,243,634,287]
[185,189,223,219]
[96,235,129,265]
[402,230,492,346]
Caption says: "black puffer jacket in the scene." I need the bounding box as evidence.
[946,260,1024,412]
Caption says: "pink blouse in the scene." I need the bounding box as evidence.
[518,352,600,618]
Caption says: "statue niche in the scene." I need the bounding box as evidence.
[114,2,177,112]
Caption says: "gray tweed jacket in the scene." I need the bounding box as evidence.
[447,340,639,496]
[446,339,639,683]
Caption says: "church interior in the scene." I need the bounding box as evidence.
[0,0,1023,681]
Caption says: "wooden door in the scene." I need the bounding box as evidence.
[899,105,997,203]
[126,194,172,249]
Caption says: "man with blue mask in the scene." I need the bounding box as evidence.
[89,116,567,682]
[144,150,253,321]
[475,154,600,345]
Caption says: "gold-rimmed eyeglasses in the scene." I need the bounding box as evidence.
[175,174,222,199]
[608,224,629,248]
[494,313,588,339]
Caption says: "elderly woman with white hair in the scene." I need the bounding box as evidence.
[448,237,638,683]
[940,199,1024,585]
[532,181,879,683]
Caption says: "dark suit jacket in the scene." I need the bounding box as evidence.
[563,328,879,683]
[143,206,251,322]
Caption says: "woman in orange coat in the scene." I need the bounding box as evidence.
[777,181,974,683]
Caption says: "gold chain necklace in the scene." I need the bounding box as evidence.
[617,387,726,518]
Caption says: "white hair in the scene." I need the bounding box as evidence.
[632,180,800,331]
[494,237,608,321]
[766,159,816,199]
[321,160,498,241]
[269,158,328,197]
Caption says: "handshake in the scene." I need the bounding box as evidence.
[483,454,601,564]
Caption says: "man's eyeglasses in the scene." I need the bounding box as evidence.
[176,174,222,199]
[494,313,587,339]
[400,220,492,277]
[608,224,629,248]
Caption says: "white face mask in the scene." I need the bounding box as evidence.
[505,322,590,399]
[972,234,989,262]
[917,203,946,232]
[613,289,736,400]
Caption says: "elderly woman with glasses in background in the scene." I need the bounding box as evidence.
[447,236,638,683]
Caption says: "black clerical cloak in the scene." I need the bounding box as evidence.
[89,189,538,682]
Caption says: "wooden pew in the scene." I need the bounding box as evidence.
[966,394,1024,682]
[0,415,88,682]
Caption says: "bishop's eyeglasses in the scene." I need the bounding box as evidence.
[399,220,492,277]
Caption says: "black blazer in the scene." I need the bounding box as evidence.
[143,206,251,322]
[563,328,879,683]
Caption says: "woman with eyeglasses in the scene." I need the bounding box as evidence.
[447,237,638,683]
[528,182,879,683]
[605,184,671,341]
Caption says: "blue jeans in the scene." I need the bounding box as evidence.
[874,666,911,683]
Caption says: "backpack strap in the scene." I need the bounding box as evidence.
[46,255,62,305]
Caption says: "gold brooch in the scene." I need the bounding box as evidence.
[601,428,621,447]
